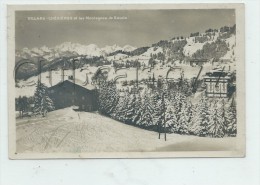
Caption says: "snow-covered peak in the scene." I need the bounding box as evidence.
[101,44,136,53]
[55,42,79,52]
[101,44,122,54]
[40,45,51,53]
[122,45,136,52]
[22,47,30,53]
[86,44,99,50]
[17,42,137,61]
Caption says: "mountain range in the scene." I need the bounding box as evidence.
[15,25,236,80]
[16,43,136,62]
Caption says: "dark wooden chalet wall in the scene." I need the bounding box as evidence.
[48,80,98,112]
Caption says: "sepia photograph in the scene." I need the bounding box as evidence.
[8,4,245,158]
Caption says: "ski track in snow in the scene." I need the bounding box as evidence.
[16,108,237,153]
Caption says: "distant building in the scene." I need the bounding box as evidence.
[190,59,208,66]
[48,80,98,111]
[204,70,234,98]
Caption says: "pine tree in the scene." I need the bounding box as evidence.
[199,96,211,136]
[190,95,210,136]
[207,100,225,137]
[33,81,55,117]
[132,93,143,125]
[186,99,194,131]
[152,90,165,138]
[112,90,129,122]
[167,92,191,135]
[189,103,200,135]
[121,92,145,126]
[125,93,136,124]
[177,99,191,135]
[165,103,177,133]
[172,92,182,117]
[98,81,119,115]
[139,89,154,127]
[225,104,237,137]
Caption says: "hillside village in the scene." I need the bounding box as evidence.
[15,25,237,150]
[15,25,236,94]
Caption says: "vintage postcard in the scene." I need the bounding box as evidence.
[8,4,245,159]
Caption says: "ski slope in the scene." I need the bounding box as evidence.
[16,108,237,153]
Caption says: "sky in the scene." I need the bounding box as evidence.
[15,9,235,49]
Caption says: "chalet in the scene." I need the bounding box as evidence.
[204,70,233,98]
[48,80,98,111]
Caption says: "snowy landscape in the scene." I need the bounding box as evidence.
[15,21,238,153]
[16,107,236,153]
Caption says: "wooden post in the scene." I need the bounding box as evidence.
[162,92,166,141]
[152,73,155,86]
[136,61,139,89]
[38,59,42,83]
[163,93,166,141]
[158,122,161,139]
[72,60,76,94]
[158,92,161,140]
[49,69,54,87]
[61,68,64,82]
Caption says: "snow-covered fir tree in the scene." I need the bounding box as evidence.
[177,98,191,135]
[139,88,154,127]
[98,81,119,115]
[125,93,137,124]
[152,90,166,137]
[33,80,55,117]
[190,95,210,136]
[224,103,237,137]
[112,90,129,123]
[96,76,236,139]
[165,102,178,133]
[168,92,187,134]
[186,99,194,133]
[207,100,225,137]
[131,93,143,125]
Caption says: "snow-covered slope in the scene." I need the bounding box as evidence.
[106,47,164,66]
[16,107,236,153]
[183,37,205,57]
[220,34,236,61]
[142,47,163,57]
[107,53,129,61]
[183,32,221,57]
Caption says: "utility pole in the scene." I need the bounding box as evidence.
[38,59,42,83]
[61,68,64,82]
[136,61,139,89]
[72,59,76,85]
[163,92,166,141]
[152,73,155,86]
[158,120,161,139]
[192,66,203,93]
[215,66,225,88]
[49,69,52,86]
